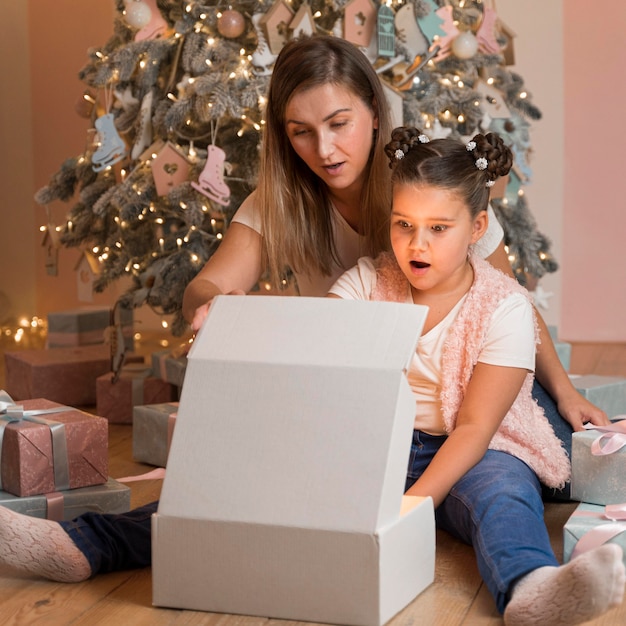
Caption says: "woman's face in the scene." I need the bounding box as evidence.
[284,83,378,196]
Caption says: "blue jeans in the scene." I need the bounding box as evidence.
[406,431,558,614]
[62,381,571,585]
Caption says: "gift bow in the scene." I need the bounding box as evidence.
[571,503,626,560]
[0,390,71,492]
[583,417,626,456]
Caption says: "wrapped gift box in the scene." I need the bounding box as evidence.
[571,375,626,418]
[0,477,131,521]
[555,341,572,372]
[4,345,113,405]
[563,502,626,565]
[571,422,626,505]
[133,402,178,467]
[47,305,133,351]
[97,367,177,424]
[0,397,108,497]
[151,350,188,388]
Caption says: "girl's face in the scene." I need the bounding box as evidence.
[390,184,487,296]
[284,83,378,196]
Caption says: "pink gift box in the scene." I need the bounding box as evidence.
[97,367,177,424]
[4,345,113,406]
[0,397,108,497]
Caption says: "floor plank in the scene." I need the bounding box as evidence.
[0,339,625,624]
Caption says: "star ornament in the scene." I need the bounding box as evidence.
[531,284,554,310]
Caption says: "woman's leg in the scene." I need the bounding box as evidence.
[0,501,157,582]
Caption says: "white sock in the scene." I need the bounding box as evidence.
[504,543,625,626]
[0,505,92,582]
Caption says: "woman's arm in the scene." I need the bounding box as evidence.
[405,362,527,507]
[182,222,264,329]
[485,242,610,431]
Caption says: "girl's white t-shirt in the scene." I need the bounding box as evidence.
[231,192,505,297]
[329,256,535,434]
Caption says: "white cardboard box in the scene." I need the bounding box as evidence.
[152,296,435,626]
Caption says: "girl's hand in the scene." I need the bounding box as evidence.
[557,390,611,432]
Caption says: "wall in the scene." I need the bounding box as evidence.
[496,0,564,331]
[561,0,626,341]
[1,2,625,340]
[0,3,36,324]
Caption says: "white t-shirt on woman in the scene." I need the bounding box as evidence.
[231,192,505,297]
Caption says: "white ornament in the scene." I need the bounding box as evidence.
[531,285,554,311]
[251,13,277,76]
[125,1,152,29]
[451,31,478,60]
[429,119,452,139]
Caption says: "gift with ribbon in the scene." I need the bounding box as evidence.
[96,364,177,424]
[563,501,626,566]
[571,418,626,505]
[0,477,131,521]
[151,344,189,389]
[47,306,133,351]
[132,402,178,468]
[0,390,108,497]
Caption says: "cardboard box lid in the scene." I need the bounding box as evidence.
[160,296,427,534]
[189,296,425,370]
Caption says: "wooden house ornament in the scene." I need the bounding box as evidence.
[260,0,295,55]
[289,3,315,39]
[41,223,61,277]
[498,19,516,65]
[344,0,377,48]
[74,250,101,303]
[151,141,192,197]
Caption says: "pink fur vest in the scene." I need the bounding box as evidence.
[372,251,570,489]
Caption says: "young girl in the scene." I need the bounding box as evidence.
[328,127,625,625]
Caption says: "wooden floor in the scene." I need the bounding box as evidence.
[1,337,626,625]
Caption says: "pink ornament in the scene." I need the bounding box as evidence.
[476,8,501,55]
[218,10,246,39]
[135,0,168,41]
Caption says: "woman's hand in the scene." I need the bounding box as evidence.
[190,289,246,333]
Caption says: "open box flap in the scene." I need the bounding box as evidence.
[160,297,427,533]
[190,296,425,371]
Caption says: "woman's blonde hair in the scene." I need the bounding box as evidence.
[257,35,393,287]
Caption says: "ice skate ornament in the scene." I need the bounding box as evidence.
[251,13,277,76]
[92,113,127,172]
[191,144,231,207]
[131,91,153,160]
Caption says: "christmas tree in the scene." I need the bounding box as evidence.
[35,0,557,336]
